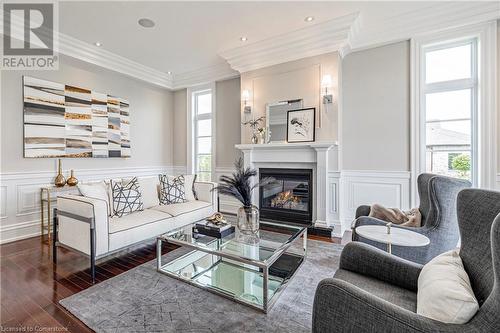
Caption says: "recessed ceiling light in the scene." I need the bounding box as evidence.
[167,71,172,75]
[138,18,155,28]
[94,41,102,47]
[240,37,248,42]
[305,16,314,22]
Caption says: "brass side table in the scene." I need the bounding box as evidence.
[40,186,78,246]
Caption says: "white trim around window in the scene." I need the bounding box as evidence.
[410,21,497,206]
[187,82,217,181]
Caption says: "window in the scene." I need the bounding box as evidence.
[422,39,477,182]
[190,86,215,182]
[411,22,497,205]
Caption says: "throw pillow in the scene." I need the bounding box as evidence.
[124,177,159,209]
[159,175,187,204]
[183,174,198,201]
[77,181,111,216]
[417,249,479,324]
[111,177,144,217]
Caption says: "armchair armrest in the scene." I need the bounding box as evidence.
[56,194,109,256]
[312,278,450,333]
[355,205,371,218]
[339,242,423,291]
[194,181,217,210]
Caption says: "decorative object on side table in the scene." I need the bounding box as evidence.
[54,159,66,187]
[286,107,315,143]
[242,116,265,144]
[213,157,275,235]
[66,169,78,186]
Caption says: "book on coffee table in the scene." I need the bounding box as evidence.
[192,220,235,239]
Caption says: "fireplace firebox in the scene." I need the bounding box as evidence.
[259,168,313,225]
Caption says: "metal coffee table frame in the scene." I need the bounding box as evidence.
[156,221,307,313]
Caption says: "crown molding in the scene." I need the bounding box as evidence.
[3,12,174,89]
[59,32,174,89]
[172,62,239,90]
[219,13,358,73]
[345,1,500,56]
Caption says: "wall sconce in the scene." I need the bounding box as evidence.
[242,89,252,114]
[321,74,333,105]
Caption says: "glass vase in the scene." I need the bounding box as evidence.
[237,205,259,235]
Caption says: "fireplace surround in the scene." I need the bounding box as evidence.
[259,168,313,225]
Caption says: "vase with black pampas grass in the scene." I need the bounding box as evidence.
[213,158,275,235]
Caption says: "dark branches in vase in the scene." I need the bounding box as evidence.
[213,157,275,207]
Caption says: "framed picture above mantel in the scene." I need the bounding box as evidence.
[23,76,131,158]
[286,107,315,143]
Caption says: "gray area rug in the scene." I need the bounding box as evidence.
[60,240,343,333]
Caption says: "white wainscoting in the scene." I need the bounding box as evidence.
[0,166,181,244]
[339,170,411,232]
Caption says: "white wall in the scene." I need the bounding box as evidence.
[173,88,187,167]
[240,52,339,144]
[172,77,241,170]
[216,78,241,168]
[497,21,500,190]
[0,55,174,243]
[341,41,410,172]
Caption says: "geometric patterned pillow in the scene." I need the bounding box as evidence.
[111,177,144,217]
[159,174,187,205]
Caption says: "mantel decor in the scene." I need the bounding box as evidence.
[213,158,275,235]
[23,76,131,158]
[286,107,315,143]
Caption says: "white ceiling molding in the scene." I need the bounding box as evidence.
[172,62,239,90]
[346,1,500,56]
[2,12,173,89]
[219,13,358,73]
[59,33,174,89]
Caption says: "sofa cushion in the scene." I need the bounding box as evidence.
[109,209,172,234]
[150,200,211,217]
[334,268,417,312]
[137,176,160,209]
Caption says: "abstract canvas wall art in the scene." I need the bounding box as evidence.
[23,76,131,158]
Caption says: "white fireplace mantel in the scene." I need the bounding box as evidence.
[235,141,339,230]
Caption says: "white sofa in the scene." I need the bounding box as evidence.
[54,178,217,282]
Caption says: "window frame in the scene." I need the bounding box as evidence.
[410,22,497,206]
[187,83,216,182]
[421,38,478,185]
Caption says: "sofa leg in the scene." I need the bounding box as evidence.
[52,208,58,264]
[90,227,96,284]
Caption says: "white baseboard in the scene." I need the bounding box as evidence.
[497,173,500,190]
[0,165,177,244]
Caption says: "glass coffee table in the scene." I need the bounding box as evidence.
[156,220,307,313]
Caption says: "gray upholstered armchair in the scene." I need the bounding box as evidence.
[312,188,500,333]
[352,173,471,264]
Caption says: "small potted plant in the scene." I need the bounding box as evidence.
[213,158,274,235]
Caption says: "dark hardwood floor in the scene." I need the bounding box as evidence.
[0,232,349,332]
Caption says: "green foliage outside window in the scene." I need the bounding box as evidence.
[451,153,471,179]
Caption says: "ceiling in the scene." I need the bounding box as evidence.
[59,1,436,76]
[53,1,499,88]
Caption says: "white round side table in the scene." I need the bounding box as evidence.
[355,224,430,254]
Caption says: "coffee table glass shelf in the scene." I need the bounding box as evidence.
[157,220,307,313]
